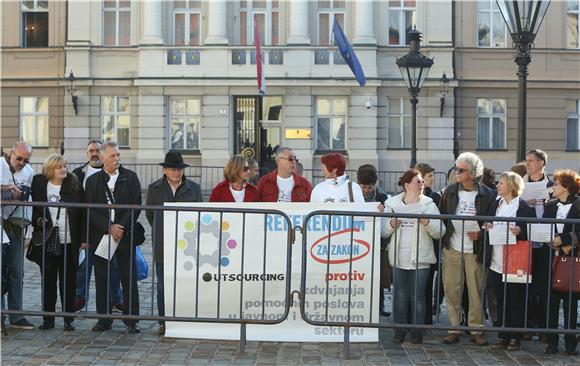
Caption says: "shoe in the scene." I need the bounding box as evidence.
[73,298,86,312]
[127,325,141,334]
[112,303,124,313]
[92,322,112,332]
[545,345,558,354]
[539,334,549,343]
[506,339,521,351]
[380,310,391,317]
[470,334,489,346]
[158,323,166,336]
[522,333,532,341]
[10,319,35,330]
[38,321,55,330]
[392,330,406,344]
[443,334,461,344]
[566,349,578,356]
[491,338,507,350]
[64,322,75,331]
[410,332,423,344]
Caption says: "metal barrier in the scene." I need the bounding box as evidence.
[300,210,580,358]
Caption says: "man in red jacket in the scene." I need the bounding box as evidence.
[256,147,312,202]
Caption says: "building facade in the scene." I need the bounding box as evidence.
[1,0,578,178]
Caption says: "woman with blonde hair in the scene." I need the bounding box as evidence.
[31,153,84,331]
[209,155,257,202]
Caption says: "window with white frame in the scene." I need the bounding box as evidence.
[477,98,506,150]
[316,97,347,151]
[103,0,130,46]
[477,0,507,47]
[101,96,130,147]
[169,97,201,151]
[173,0,202,46]
[21,0,49,47]
[317,0,345,46]
[566,100,580,150]
[567,0,579,48]
[388,0,416,46]
[20,96,49,147]
[239,0,279,46]
[386,98,411,149]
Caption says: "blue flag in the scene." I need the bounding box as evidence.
[333,20,366,87]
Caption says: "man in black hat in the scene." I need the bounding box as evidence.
[146,150,202,335]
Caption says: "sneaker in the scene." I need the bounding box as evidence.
[73,298,86,312]
[112,303,124,313]
[10,318,35,330]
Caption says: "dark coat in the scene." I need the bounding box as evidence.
[71,162,89,184]
[209,180,257,202]
[31,173,84,250]
[146,176,202,263]
[84,166,141,251]
[256,170,312,202]
[543,197,580,252]
[439,181,497,263]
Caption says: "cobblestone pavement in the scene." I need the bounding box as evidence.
[2,218,579,365]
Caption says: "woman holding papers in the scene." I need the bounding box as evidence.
[543,169,580,356]
[209,155,257,202]
[486,171,534,351]
[31,153,84,331]
[382,169,445,344]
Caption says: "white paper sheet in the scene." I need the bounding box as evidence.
[394,202,422,235]
[529,223,555,243]
[489,223,517,245]
[1,227,9,244]
[78,248,86,266]
[94,234,119,260]
[522,181,549,202]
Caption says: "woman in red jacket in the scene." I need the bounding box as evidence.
[209,155,257,202]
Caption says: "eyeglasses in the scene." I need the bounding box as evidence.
[454,167,468,174]
[12,153,30,164]
[279,156,299,163]
[243,166,250,172]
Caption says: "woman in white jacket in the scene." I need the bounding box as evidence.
[382,169,445,344]
[310,152,364,203]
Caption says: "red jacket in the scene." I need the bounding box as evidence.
[256,170,312,202]
[209,179,257,202]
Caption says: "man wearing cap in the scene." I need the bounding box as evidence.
[146,150,202,335]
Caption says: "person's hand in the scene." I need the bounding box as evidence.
[36,217,47,226]
[552,236,562,248]
[561,245,572,255]
[110,224,124,242]
[509,225,521,236]
[420,218,430,226]
[390,219,402,229]
[7,184,21,200]
[483,223,493,230]
[377,203,385,212]
[467,231,480,241]
[526,198,537,206]
[80,243,89,250]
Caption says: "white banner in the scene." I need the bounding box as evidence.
[163,202,380,342]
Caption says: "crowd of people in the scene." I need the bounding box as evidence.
[1,141,578,355]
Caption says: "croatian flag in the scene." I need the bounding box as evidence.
[333,19,366,87]
[254,20,266,95]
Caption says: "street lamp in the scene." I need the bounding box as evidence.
[496,0,550,162]
[439,72,450,117]
[396,28,434,168]
[68,71,79,115]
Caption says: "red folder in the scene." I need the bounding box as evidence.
[502,240,533,283]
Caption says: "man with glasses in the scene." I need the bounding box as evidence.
[256,147,312,202]
[0,141,35,329]
[439,152,495,346]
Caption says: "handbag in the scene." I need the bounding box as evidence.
[26,207,62,265]
[551,254,580,293]
[135,246,148,281]
[502,240,533,283]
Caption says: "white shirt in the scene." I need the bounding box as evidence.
[450,190,478,253]
[106,170,119,221]
[490,197,520,274]
[229,186,246,203]
[556,202,573,233]
[83,165,101,189]
[1,157,34,222]
[277,175,294,202]
[47,182,71,244]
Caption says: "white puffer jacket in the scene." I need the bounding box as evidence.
[382,192,446,267]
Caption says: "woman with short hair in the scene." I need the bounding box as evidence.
[31,153,84,331]
[210,155,257,202]
[310,153,364,203]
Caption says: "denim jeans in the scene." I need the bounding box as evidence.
[1,222,26,323]
[392,268,430,331]
[75,246,122,305]
[156,262,164,322]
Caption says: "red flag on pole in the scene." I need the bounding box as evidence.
[254,20,266,95]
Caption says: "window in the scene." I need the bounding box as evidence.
[477,0,507,47]
[316,97,347,150]
[239,0,280,46]
[103,0,130,46]
[173,0,201,46]
[386,98,411,149]
[387,0,416,46]
[568,0,579,48]
[317,0,345,46]
[20,96,49,147]
[169,97,201,151]
[477,98,506,150]
[101,97,130,147]
[566,100,580,150]
[21,0,49,47]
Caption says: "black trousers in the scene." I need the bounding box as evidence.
[489,270,527,342]
[547,290,578,352]
[94,246,139,326]
[529,245,551,329]
[41,243,77,324]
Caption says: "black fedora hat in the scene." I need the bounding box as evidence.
[160,150,189,169]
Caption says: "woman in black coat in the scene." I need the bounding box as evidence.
[31,153,84,331]
[543,169,580,356]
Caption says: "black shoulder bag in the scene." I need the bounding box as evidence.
[27,206,62,265]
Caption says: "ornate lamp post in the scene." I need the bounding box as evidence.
[396,28,434,168]
[496,0,551,162]
[68,71,79,115]
[439,72,450,117]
